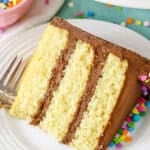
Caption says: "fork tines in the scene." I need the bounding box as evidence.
[0,56,26,96]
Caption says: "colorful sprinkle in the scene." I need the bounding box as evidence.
[113,137,121,144]
[126,17,134,25]
[143,21,150,27]
[116,143,123,149]
[68,1,74,8]
[116,6,123,12]
[141,85,148,92]
[137,105,144,112]
[105,4,113,7]
[126,116,132,122]
[120,22,126,27]
[132,114,141,122]
[128,127,135,132]
[140,111,147,117]
[118,129,123,134]
[45,0,49,5]
[109,142,115,147]
[109,141,115,147]
[127,122,135,128]
[120,135,126,141]
[86,11,95,17]
[132,108,139,114]
[0,0,22,10]
[123,129,128,135]
[74,12,84,16]
[135,20,143,26]
[0,28,4,33]
[146,101,150,108]
[125,136,132,143]
[140,75,147,81]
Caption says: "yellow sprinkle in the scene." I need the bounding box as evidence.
[13,0,17,6]
[135,20,142,26]
[132,108,139,114]
[141,103,146,109]
[120,135,126,141]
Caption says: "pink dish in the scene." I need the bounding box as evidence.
[0,0,33,28]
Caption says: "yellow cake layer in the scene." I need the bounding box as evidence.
[9,25,69,119]
[71,53,128,150]
[40,40,94,141]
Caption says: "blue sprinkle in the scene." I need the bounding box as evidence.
[2,0,8,4]
[146,101,150,108]
[109,141,115,147]
[86,11,95,17]
[132,114,141,122]
[128,127,135,132]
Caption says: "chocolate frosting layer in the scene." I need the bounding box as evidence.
[31,33,77,125]
[62,45,105,144]
[32,17,150,149]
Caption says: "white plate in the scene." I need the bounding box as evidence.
[95,0,150,9]
[0,19,150,150]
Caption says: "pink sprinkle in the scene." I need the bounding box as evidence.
[137,106,144,112]
[74,12,84,16]
[126,116,132,122]
[140,75,147,81]
[45,0,49,5]
[0,28,4,33]
[121,124,128,129]
[116,143,123,149]
[138,98,145,104]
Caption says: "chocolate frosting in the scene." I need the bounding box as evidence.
[31,33,77,125]
[32,17,150,149]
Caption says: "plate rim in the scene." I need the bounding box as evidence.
[95,0,150,9]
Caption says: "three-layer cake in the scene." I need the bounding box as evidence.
[10,17,150,150]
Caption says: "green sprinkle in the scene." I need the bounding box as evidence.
[118,129,123,134]
[127,122,135,128]
[113,138,121,144]
[116,6,123,11]
[140,111,147,117]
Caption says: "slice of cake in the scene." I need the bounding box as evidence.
[9,17,150,150]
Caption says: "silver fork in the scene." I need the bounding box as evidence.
[0,56,27,109]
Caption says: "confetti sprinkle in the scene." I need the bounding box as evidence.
[86,11,95,17]
[105,4,113,7]
[120,22,126,27]
[45,0,49,5]
[68,1,74,8]
[0,0,22,10]
[116,6,123,11]
[125,136,132,143]
[126,17,134,25]
[116,143,123,149]
[143,21,150,27]
[0,28,4,33]
[135,20,143,26]
[132,114,141,122]
[74,12,85,18]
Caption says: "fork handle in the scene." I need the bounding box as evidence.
[0,89,14,109]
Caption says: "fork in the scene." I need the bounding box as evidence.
[0,56,27,109]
